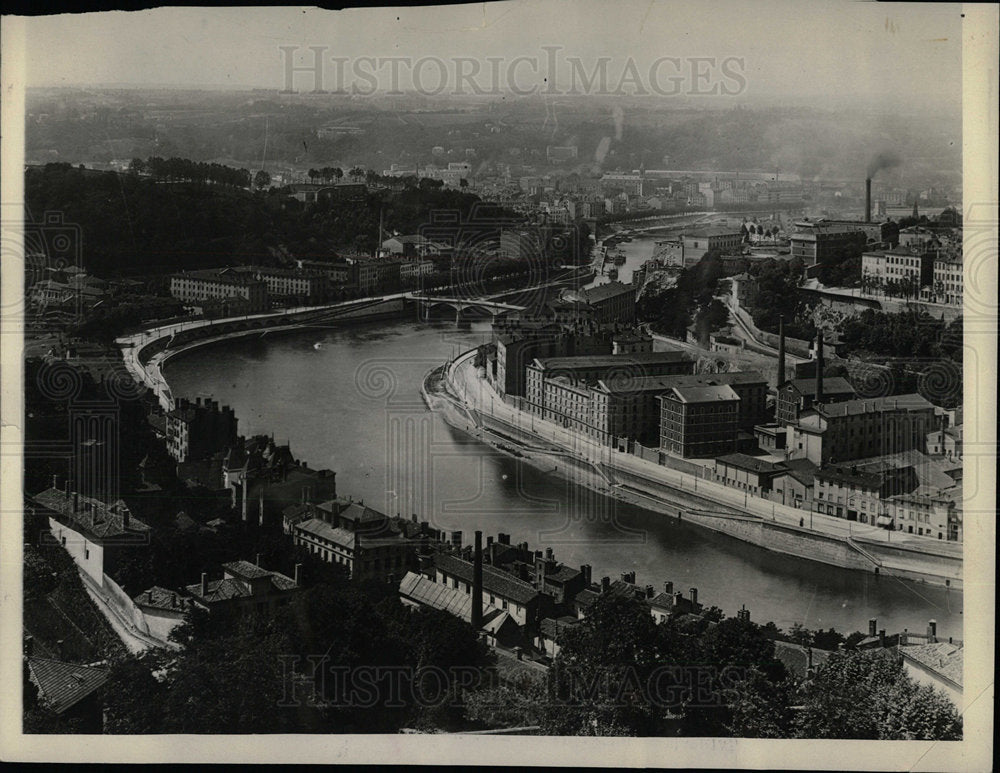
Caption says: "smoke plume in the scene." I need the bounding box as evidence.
[867,150,902,178]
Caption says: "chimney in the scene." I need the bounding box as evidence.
[450,530,462,549]
[645,585,654,599]
[545,547,554,560]
[258,493,264,526]
[255,553,261,567]
[200,572,207,597]
[73,492,79,512]
[472,531,484,630]
[777,315,786,388]
[664,581,674,596]
[52,474,58,490]
[690,587,698,606]
[122,509,130,530]
[294,563,302,586]
[580,564,592,585]
[878,629,886,647]
[869,618,877,637]
[865,178,872,223]
[55,640,64,659]
[927,620,937,642]
[601,576,610,593]
[486,536,494,547]
[815,334,824,403]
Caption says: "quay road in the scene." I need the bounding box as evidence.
[445,349,961,578]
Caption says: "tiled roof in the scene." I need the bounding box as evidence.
[295,517,357,549]
[133,586,194,612]
[398,571,501,624]
[664,384,740,404]
[186,578,249,602]
[434,553,541,605]
[773,641,832,679]
[28,658,109,715]
[222,560,272,580]
[900,642,963,687]
[647,592,674,611]
[32,488,149,542]
[543,565,581,583]
[581,281,634,303]
[333,501,386,524]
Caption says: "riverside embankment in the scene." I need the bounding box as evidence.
[426,348,963,590]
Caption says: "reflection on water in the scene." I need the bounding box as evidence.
[164,316,962,637]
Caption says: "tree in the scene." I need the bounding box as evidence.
[544,594,688,736]
[795,649,961,740]
[254,170,271,190]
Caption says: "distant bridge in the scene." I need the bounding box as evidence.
[409,295,524,319]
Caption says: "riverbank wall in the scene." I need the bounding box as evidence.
[425,354,962,590]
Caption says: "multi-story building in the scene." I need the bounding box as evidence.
[186,560,301,616]
[431,552,549,629]
[31,485,151,590]
[492,320,615,398]
[612,331,654,354]
[293,498,412,582]
[169,269,268,313]
[659,383,741,458]
[352,258,402,295]
[579,281,637,324]
[775,377,856,426]
[786,394,937,466]
[295,259,357,290]
[713,453,789,497]
[861,249,935,295]
[812,461,919,527]
[680,228,743,268]
[231,265,329,305]
[885,490,958,541]
[165,397,238,464]
[931,253,963,306]
[526,351,694,412]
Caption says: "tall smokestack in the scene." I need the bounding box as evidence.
[777,315,786,388]
[865,178,872,223]
[472,531,484,630]
[815,333,824,403]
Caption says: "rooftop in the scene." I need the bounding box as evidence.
[900,641,963,687]
[531,351,692,372]
[817,393,935,418]
[32,488,149,542]
[781,377,856,397]
[132,586,194,612]
[663,384,740,404]
[398,571,501,625]
[171,268,266,286]
[581,281,634,304]
[434,553,541,605]
[27,658,109,715]
[295,517,357,549]
[715,453,788,474]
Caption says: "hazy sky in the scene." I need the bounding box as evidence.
[21,1,962,109]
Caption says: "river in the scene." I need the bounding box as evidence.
[162,315,962,638]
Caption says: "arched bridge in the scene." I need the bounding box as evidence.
[408,295,525,320]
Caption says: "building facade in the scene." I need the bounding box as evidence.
[170,269,269,312]
[659,384,741,458]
